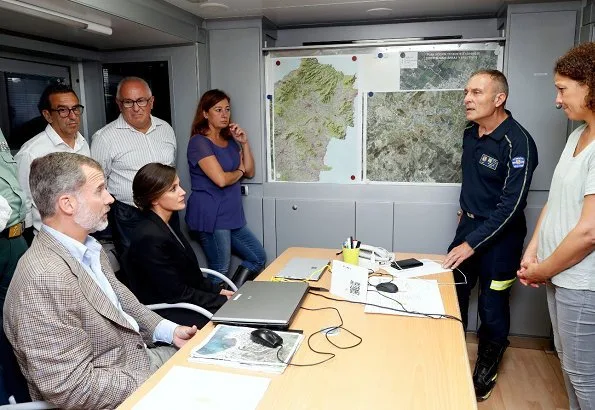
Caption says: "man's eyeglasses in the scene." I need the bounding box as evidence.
[49,105,84,118]
[119,97,152,109]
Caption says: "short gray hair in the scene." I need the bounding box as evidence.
[116,76,152,100]
[471,69,509,97]
[30,152,103,220]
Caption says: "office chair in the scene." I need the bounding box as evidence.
[146,268,238,320]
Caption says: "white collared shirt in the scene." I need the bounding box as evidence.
[15,124,90,230]
[90,114,176,206]
[42,224,177,344]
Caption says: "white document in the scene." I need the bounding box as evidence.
[330,260,369,303]
[133,366,270,410]
[382,259,450,279]
[365,277,445,317]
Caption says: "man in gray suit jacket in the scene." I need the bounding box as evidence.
[3,152,197,409]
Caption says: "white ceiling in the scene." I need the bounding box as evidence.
[0,0,563,51]
[0,0,188,50]
[162,0,560,27]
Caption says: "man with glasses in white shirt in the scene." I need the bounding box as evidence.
[15,83,90,238]
[91,77,176,262]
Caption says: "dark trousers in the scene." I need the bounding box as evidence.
[449,213,526,345]
[0,235,29,404]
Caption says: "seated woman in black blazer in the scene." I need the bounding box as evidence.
[126,163,233,328]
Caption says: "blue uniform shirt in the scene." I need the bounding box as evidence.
[460,110,538,250]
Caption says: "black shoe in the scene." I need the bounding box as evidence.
[473,340,509,401]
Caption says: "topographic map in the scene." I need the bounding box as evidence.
[366,90,466,183]
[400,50,499,90]
[271,57,359,182]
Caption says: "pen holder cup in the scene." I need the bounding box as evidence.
[342,248,360,265]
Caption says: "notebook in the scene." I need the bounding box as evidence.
[211,281,309,329]
[274,257,330,281]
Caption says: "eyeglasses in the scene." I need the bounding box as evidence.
[49,105,84,118]
[119,97,152,109]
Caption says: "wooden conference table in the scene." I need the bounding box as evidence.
[118,247,476,410]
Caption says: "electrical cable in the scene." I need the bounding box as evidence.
[276,306,362,367]
[308,290,464,326]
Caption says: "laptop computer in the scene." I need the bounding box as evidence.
[211,281,309,329]
[275,257,330,281]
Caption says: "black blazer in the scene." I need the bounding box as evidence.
[125,211,227,327]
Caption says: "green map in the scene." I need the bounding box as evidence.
[366,90,467,183]
[400,50,499,90]
[272,58,358,182]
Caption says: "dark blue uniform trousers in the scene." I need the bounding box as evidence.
[448,213,526,344]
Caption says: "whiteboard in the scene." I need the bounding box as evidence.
[264,42,504,184]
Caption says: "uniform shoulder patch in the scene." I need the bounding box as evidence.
[511,157,525,169]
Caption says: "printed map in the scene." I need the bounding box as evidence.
[400,50,499,90]
[271,57,359,182]
[267,45,501,184]
[366,90,466,183]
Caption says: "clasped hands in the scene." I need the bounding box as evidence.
[517,252,547,288]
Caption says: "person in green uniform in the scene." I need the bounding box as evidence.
[0,127,29,404]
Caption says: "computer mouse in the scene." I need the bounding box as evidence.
[250,328,284,348]
[375,282,398,293]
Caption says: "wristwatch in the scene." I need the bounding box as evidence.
[457,210,463,217]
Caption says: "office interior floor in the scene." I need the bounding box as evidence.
[467,342,569,409]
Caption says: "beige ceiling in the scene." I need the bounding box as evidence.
[161,0,560,27]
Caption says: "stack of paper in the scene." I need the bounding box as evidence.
[189,324,303,374]
[133,366,270,410]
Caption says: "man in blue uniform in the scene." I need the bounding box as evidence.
[443,70,538,401]
[0,128,29,404]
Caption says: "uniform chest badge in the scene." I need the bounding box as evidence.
[479,154,498,170]
[0,141,8,152]
[511,157,526,168]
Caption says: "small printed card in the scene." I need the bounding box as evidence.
[330,260,369,303]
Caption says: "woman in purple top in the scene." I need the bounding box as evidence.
[186,89,266,287]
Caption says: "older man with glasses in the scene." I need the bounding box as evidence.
[91,76,176,265]
[15,83,90,238]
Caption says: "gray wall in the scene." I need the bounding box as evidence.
[206,4,581,338]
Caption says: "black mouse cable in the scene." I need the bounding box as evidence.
[308,290,464,326]
[366,284,407,311]
[276,306,362,367]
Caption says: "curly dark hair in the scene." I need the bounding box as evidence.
[554,42,595,111]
